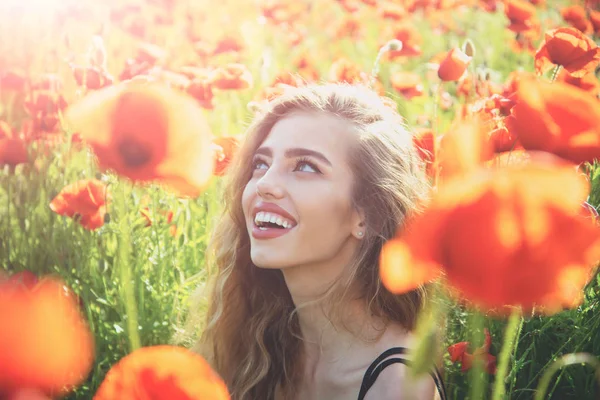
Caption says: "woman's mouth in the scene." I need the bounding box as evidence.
[251,211,296,239]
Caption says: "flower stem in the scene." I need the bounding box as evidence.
[492,310,523,400]
[468,311,486,400]
[550,65,562,83]
[117,183,141,352]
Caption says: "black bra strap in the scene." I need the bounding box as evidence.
[357,347,447,400]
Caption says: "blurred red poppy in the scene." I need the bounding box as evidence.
[50,179,109,231]
[209,64,253,90]
[94,345,229,400]
[0,70,26,91]
[561,5,593,34]
[140,207,174,227]
[328,58,367,84]
[504,0,538,33]
[438,48,472,81]
[390,72,424,99]
[65,82,214,197]
[187,79,215,109]
[438,116,493,178]
[511,76,600,164]
[556,68,600,97]
[71,65,114,90]
[448,329,497,374]
[380,160,600,314]
[212,136,240,177]
[385,24,423,58]
[413,128,437,178]
[0,277,94,397]
[590,10,600,35]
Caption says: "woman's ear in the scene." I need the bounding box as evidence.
[352,208,366,239]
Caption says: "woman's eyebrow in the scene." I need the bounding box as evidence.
[255,146,332,166]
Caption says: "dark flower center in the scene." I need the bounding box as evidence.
[118,137,152,168]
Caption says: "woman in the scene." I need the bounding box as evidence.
[194,83,446,400]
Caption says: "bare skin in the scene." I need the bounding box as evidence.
[242,111,438,400]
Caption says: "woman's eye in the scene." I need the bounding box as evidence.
[252,159,269,170]
[294,160,321,174]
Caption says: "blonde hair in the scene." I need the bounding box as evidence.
[193,83,430,399]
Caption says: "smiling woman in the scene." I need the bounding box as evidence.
[190,83,445,400]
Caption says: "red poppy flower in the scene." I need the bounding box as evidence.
[209,64,253,90]
[534,27,600,78]
[380,159,600,314]
[0,277,94,397]
[187,79,215,109]
[490,126,521,153]
[71,65,114,90]
[561,5,593,34]
[511,76,600,164]
[120,58,153,81]
[0,138,28,168]
[556,68,600,97]
[94,345,229,400]
[504,0,538,33]
[5,271,39,289]
[212,36,244,56]
[390,72,424,99]
[136,42,167,65]
[385,24,423,58]
[65,82,214,197]
[328,58,367,84]
[50,179,109,231]
[379,1,406,19]
[438,116,493,178]
[448,329,496,374]
[0,70,26,91]
[140,207,174,227]
[335,17,362,40]
[212,136,240,177]
[437,48,472,81]
[590,10,600,35]
[24,92,67,116]
[0,122,29,167]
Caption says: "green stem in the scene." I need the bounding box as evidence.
[6,171,11,266]
[117,183,141,352]
[492,310,523,400]
[468,311,486,400]
[508,314,524,395]
[534,353,600,400]
[550,65,562,83]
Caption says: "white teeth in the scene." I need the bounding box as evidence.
[253,211,295,228]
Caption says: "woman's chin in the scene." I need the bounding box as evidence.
[250,250,292,270]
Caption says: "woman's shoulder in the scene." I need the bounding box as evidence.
[362,362,438,400]
[361,325,441,400]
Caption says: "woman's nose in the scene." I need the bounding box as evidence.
[255,169,285,199]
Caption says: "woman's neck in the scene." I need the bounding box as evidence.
[281,259,386,363]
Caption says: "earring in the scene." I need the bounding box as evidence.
[357,231,363,237]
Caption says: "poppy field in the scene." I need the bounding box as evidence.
[1,0,600,398]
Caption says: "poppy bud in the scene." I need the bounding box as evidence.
[382,39,403,52]
[462,39,476,58]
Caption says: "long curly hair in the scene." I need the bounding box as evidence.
[191,83,431,399]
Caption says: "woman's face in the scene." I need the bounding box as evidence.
[241,111,363,272]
